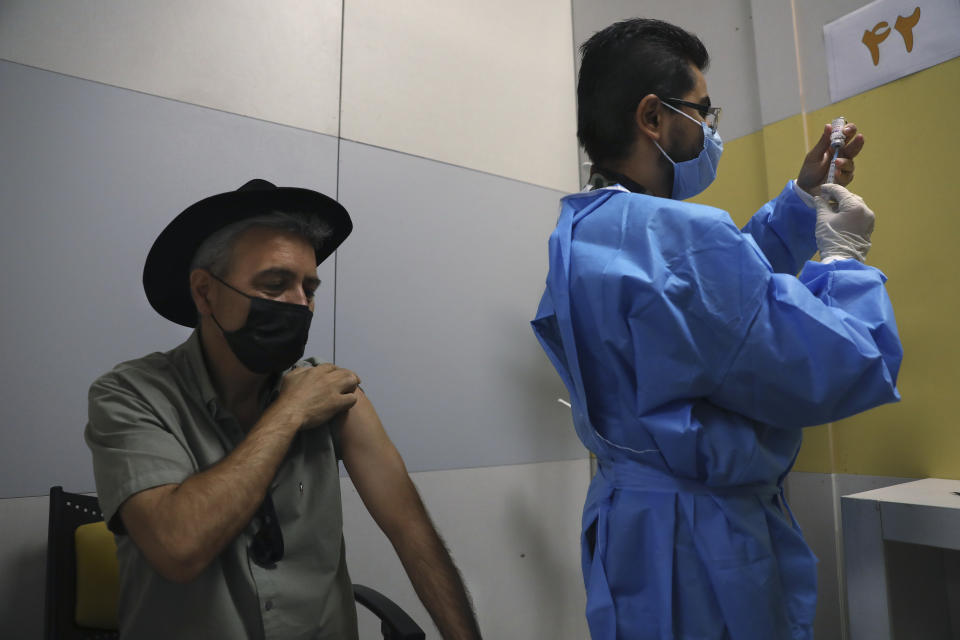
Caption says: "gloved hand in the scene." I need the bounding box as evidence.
[814,183,875,263]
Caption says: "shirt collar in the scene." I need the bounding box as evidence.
[172,329,221,411]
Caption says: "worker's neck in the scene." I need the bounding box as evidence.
[611,144,673,199]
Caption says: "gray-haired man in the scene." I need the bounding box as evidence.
[86,179,482,640]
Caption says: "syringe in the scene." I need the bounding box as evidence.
[825,116,846,184]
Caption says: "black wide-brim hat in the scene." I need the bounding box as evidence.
[143,179,352,327]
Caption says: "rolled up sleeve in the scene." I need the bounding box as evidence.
[740,181,818,275]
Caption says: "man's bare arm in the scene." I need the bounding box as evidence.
[340,390,482,640]
[120,364,359,582]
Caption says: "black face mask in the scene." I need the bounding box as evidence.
[208,274,313,374]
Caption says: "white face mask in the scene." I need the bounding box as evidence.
[653,101,724,200]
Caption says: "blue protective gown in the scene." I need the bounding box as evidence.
[532,182,902,640]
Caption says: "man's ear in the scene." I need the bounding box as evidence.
[189,269,214,316]
[634,94,663,142]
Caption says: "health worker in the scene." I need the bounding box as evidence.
[531,18,902,640]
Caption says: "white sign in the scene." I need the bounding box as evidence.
[824,0,960,102]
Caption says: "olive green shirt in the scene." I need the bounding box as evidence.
[85,331,359,640]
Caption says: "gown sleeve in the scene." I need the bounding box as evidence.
[677,213,901,428]
[595,198,901,429]
[740,182,818,275]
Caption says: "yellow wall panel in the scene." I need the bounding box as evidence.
[757,116,809,200]
[813,58,960,479]
[747,57,960,478]
[690,58,960,477]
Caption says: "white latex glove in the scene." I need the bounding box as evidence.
[814,183,875,263]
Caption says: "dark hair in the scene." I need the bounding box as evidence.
[577,18,709,166]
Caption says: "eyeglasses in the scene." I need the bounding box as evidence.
[250,493,284,567]
[662,98,721,134]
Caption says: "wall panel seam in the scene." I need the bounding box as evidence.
[336,137,570,196]
[333,0,346,365]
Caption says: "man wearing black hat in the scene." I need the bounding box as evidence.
[85,180,482,639]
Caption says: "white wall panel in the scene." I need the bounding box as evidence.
[749,0,803,126]
[0,0,342,135]
[336,140,587,473]
[343,459,591,640]
[0,61,339,498]
[339,0,579,193]
[792,0,879,115]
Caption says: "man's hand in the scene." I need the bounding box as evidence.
[276,363,361,428]
[797,122,865,196]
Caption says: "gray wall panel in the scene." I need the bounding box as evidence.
[0,495,49,640]
[784,471,843,639]
[786,471,915,639]
[0,61,339,498]
[336,141,585,472]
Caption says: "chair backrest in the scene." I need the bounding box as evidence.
[45,486,119,640]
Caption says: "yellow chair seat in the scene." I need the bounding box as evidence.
[74,521,119,630]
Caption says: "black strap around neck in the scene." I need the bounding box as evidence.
[588,167,647,194]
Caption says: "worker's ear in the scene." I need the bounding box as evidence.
[634,94,663,141]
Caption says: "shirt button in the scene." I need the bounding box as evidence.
[265,600,273,611]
